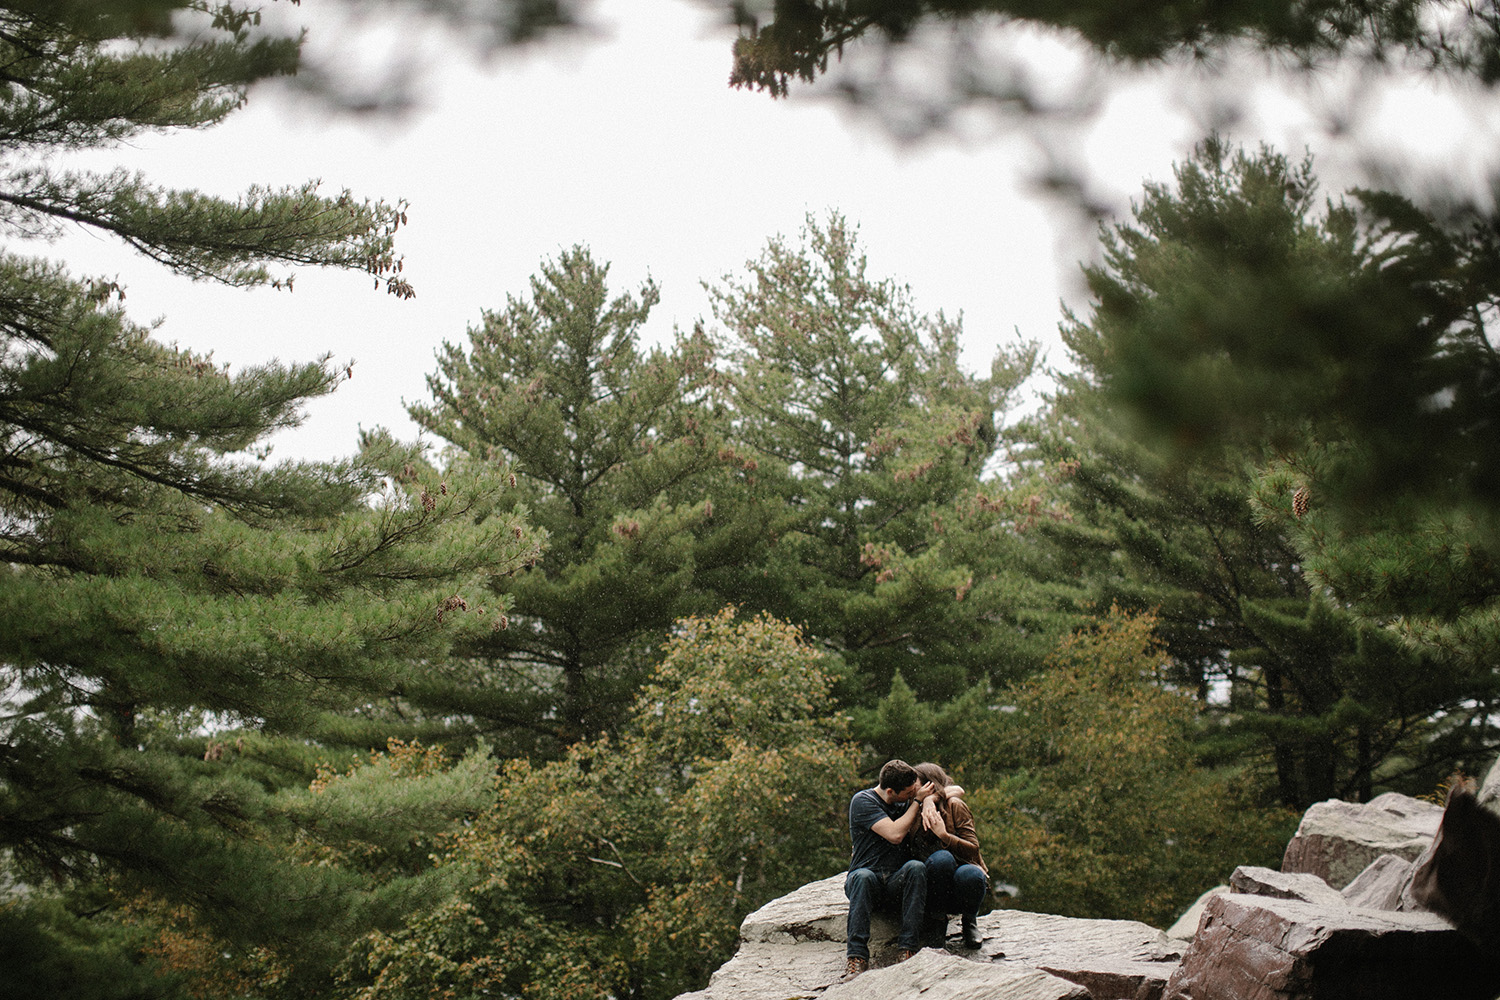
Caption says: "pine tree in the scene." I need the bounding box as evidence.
[1035,139,1499,804]
[706,213,1040,705]
[0,6,539,993]
[408,246,722,752]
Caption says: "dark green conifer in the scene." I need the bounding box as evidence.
[1031,139,1498,805]
[409,246,722,751]
[0,5,539,993]
[706,213,1040,705]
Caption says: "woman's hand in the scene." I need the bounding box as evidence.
[922,797,947,838]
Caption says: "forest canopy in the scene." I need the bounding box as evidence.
[3,1,1498,998]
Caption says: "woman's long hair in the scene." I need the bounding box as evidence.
[914,761,950,797]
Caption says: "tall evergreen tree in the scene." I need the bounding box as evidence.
[706,213,1040,705]
[0,5,540,994]
[409,246,722,752]
[1034,139,1498,804]
[1022,361,1455,806]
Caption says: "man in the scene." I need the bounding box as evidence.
[843,759,934,980]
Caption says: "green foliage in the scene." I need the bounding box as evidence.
[338,608,860,1000]
[0,5,545,994]
[707,212,1043,705]
[1081,135,1488,505]
[1040,138,1500,802]
[853,671,937,764]
[408,245,723,751]
[0,890,189,1000]
[0,330,539,990]
[967,609,1296,927]
[727,0,1447,97]
[632,605,847,762]
[1090,134,1500,535]
[0,5,413,294]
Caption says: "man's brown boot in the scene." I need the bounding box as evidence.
[843,956,869,980]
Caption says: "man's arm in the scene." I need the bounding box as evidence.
[869,800,919,844]
[868,782,934,844]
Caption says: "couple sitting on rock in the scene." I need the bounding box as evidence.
[844,759,989,980]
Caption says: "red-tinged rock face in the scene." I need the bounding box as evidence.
[1163,892,1499,1000]
[1281,794,1441,890]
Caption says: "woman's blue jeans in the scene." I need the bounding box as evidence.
[845,860,927,958]
[924,849,988,917]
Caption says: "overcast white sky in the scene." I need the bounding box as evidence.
[45,0,1500,465]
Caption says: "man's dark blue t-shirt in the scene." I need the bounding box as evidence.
[848,787,912,874]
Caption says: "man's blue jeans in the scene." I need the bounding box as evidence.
[845,860,927,958]
[924,849,988,917]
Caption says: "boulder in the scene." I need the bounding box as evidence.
[978,905,1188,1000]
[1166,887,1226,943]
[1407,782,1500,954]
[1280,792,1440,889]
[688,873,1184,1000]
[692,939,846,1000]
[1338,854,1412,911]
[823,947,1089,1000]
[738,873,848,946]
[978,909,1184,1000]
[1227,866,1346,908]
[1162,890,1500,1000]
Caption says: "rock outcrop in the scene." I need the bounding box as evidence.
[1338,853,1412,911]
[1279,793,1441,889]
[682,874,1183,1000]
[821,948,1090,1000]
[1225,866,1347,908]
[679,782,1500,1000]
[1163,890,1496,1000]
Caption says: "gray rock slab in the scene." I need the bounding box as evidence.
[738,873,915,967]
[739,873,848,945]
[824,948,1089,1000]
[979,908,1185,1000]
[1228,865,1347,908]
[1167,887,1227,942]
[1280,792,1440,889]
[1163,890,1499,1000]
[702,940,847,999]
[723,875,1183,1000]
[1339,853,1413,911]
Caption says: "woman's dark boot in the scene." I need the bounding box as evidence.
[961,913,983,950]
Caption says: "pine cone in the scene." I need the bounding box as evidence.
[1292,486,1309,519]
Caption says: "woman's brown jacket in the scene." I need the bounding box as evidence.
[908,794,987,874]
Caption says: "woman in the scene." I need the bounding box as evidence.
[909,761,988,950]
